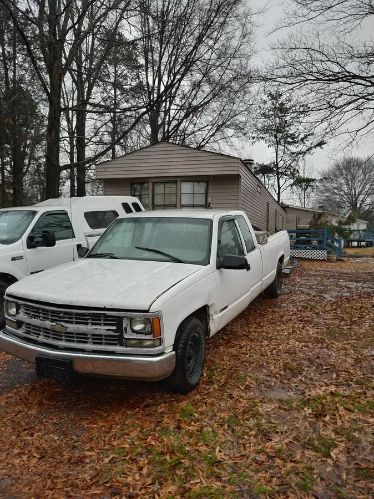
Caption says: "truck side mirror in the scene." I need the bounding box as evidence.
[217,254,250,270]
[41,230,56,247]
[78,246,89,258]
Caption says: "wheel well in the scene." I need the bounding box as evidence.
[278,255,284,266]
[180,306,210,337]
[0,273,17,286]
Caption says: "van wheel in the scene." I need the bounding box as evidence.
[0,278,8,328]
[264,262,283,298]
[168,317,205,394]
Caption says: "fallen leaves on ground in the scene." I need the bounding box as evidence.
[0,259,373,498]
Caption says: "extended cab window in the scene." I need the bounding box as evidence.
[236,215,256,252]
[84,210,119,229]
[217,219,244,258]
[122,203,133,214]
[132,202,142,213]
[30,211,74,241]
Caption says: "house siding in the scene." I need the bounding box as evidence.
[209,175,240,210]
[238,165,285,232]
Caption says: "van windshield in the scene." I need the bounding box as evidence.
[0,210,37,245]
[88,217,212,265]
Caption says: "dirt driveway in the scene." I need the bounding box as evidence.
[0,259,373,498]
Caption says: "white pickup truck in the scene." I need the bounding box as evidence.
[0,210,290,393]
[0,196,144,325]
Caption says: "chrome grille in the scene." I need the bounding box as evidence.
[13,301,121,352]
[19,303,117,329]
[20,322,118,347]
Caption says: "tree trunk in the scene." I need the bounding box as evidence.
[75,107,86,197]
[45,77,62,199]
[149,109,160,145]
[11,143,24,205]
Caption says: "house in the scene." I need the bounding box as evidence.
[95,142,286,233]
[281,204,342,230]
[347,218,368,231]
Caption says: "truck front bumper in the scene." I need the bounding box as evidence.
[0,329,176,381]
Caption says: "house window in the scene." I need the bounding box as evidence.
[153,182,177,209]
[131,182,149,209]
[180,181,208,209]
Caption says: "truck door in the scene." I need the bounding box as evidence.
[214,216,262,329]
[24,210,75,274]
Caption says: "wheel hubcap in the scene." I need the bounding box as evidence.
[186,331,201,378]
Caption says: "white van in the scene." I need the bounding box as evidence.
[0,196,144,323]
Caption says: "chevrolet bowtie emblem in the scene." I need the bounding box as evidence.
[50,323,68,333]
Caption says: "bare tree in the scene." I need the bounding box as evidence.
[0,3,45,206]
[269,0,374,142]
[0,0,130,198]
[136,0,254,147]
[317,156,374,221]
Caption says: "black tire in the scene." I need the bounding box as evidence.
[0,278,8,329]
[168,316,206,394]
[264,262,283,298]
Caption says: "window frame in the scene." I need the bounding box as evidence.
[180,180,208,209]
[84,210,119,230]
[130,182,150,209]
[30,210,75,242]
[152,181,178,210]
[216,216,245,263]
[235,215,256,253]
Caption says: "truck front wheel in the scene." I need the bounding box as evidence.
[168,316,205,394]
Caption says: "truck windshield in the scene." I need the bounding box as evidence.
[88,217,212,265]
[0,210,37,245]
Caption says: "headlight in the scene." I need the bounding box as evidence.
[130,317,152,335]
[5,300,17,317]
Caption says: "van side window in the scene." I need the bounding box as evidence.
[236,215,256,253]
[122,203,133,214]
[30,211,74,241]
[217,219,244,258]
[84,211,119,229]
[132,202,142,212]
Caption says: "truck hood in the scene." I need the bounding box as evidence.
[7,259,202,311]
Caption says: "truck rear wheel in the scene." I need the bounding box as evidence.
[264,262,283,298]
[168,316,205,394]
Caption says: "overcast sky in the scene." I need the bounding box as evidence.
[228,0,374,176]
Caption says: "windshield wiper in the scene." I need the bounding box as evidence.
[135,246,188,264]
[87,252,120,259]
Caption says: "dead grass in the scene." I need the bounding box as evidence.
[344,247,374,257]
[0,259,373,498]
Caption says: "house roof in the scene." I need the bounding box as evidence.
[281,204,341,218]
[96,140,249,167]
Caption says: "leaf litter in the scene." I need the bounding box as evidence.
[0,259,373,498]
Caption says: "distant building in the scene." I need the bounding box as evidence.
[281,204,341,230]
[96,142,286,233]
